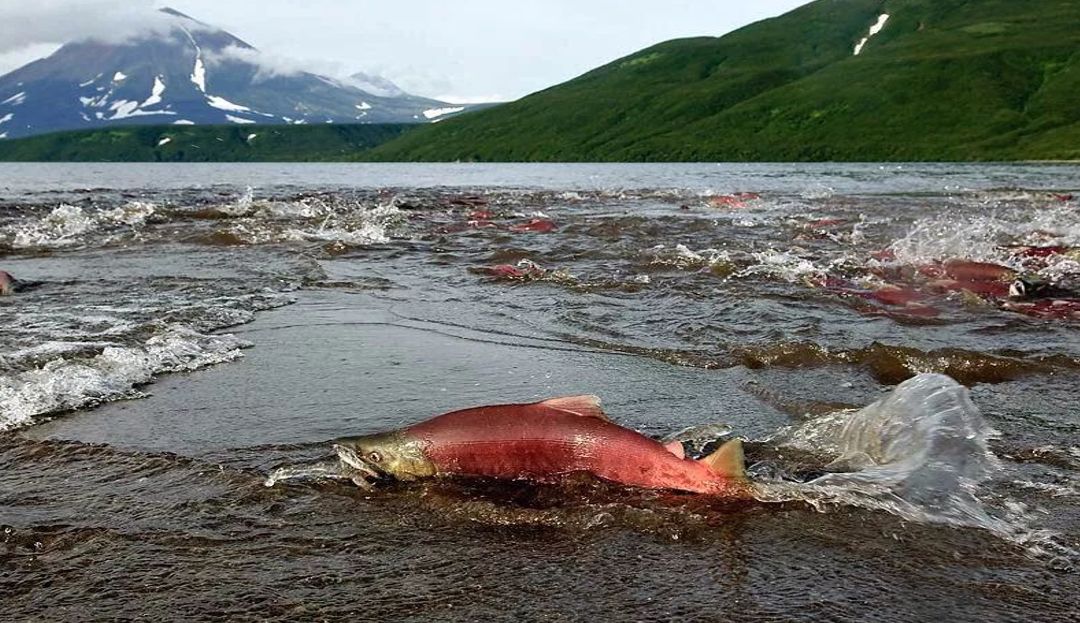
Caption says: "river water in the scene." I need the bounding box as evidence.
[1,163,1078,621]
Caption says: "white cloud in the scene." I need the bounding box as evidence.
[0,1,184,53]
[0,44,63,77]
[206,46,407,97]
[205,45,312,80]
[435,94,507,105]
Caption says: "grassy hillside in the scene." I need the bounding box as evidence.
[369,0,1080,162]
[0,123,414,162]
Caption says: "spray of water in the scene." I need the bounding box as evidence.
[756,374,1077,567]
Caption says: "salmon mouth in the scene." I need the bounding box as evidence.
[332,444,386,490]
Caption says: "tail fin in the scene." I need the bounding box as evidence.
[700,439,747,480]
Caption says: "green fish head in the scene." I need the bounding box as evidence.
[333,431,436,488]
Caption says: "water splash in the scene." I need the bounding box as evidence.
[4,201,157,249]
[756,374,1076,565]
[735,249,825,283]
[889,205,1080,267]
[265,459,354,487]
[0,327,251,431]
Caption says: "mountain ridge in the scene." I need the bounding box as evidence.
[0,7,474,139]
[367,0,1080,162]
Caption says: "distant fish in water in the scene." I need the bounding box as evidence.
[509,218,557,233]
[479,260,546,281]
[708,192,761,209]
[0,271,14,295]
[0,271,43,296]
[333,395,751,496]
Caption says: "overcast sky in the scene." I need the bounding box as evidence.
[0,0,807,102]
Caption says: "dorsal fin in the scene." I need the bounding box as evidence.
[663,440,685,460]
[538,395,610,421]
[699,439,747,480]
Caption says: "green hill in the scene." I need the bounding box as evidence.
[369,0,1080,162]
[0,123,412,162]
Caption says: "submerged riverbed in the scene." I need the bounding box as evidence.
[1,163,1078,621]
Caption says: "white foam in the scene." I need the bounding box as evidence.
[100,201,156,226]
[854,14,890,56]
[0,327,250,432]
[648,244,730,270]
[889,204,1080,267]
[6,201,156,249]
[736,249,825,282]
[10,204,97,248]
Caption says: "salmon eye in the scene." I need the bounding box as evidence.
[368,451,382,463]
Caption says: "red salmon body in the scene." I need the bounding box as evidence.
[405,398,744,495]
[941,259,1016,283]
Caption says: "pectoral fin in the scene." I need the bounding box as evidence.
[539,395,610,421]
[700,439,747,480]
[663,440,686,459]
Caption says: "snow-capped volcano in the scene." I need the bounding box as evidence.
[0,8,470,139]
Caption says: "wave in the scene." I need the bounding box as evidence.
[3,201,158,250]
[0,326,250,432]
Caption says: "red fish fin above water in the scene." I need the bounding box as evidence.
[538,395,610,421]
[700,439,747,480]
[664,441,686,459]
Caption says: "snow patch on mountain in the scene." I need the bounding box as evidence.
[423,106,465,120]
[2,92,26,106]
[854,14,890,56]
[191,57,207,92]
[143,76,166,107]
[178,26,208,92]
[206,95,250,112]
[226,114,255,124]
[107,99,176,120]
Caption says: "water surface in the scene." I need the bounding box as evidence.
[1,163,1078,621]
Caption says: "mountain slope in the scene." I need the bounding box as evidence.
[0,8,470,139]
[369,0,1080,162]
[0,123,412,162]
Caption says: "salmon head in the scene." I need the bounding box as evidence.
[333,431,436,489]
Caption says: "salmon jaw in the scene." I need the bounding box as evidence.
[333,444,382,490]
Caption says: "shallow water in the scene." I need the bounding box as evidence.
[2,163,1079,621]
